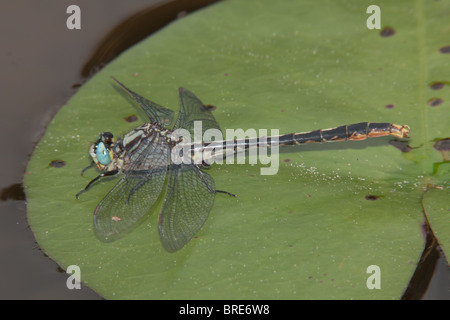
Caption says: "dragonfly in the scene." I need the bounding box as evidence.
[77,78,410,252]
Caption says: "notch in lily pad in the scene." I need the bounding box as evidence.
[0,183,26,201]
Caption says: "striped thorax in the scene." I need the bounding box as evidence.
[89,122,175,174]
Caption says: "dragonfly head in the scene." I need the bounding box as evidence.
[89,132,115,169]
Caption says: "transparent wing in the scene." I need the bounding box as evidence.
[93,171,167,240]
[174,88,222,140]
[158,164,216,252]
[93,133,170,240]
[112,77,175,126]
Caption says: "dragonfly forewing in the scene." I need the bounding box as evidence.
[93,127,171,240]
[112,77,175,127]
[174,88,222,140]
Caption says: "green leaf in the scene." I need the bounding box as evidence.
[25,0,449,299]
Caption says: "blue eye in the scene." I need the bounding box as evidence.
[96,142,111,165]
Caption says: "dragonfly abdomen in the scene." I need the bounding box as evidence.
[195,122,410,162]
[276,122,410,146]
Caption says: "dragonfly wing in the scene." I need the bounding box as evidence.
[174,88,222,139]
[94,131,170,240]
[93,169,167,240]
[112,77,175,126]
[158,164,216,252]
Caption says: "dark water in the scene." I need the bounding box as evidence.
[0,0,448,299]
[0,0,218,300]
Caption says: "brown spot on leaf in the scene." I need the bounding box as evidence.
[434,138,450,161]
[380,27,395,37]
[365,195,380,201]
[124,115,138,123]
[49,160,66,168]
[204,104,217,111]
[385,104,395,109]
[434,138,450,151]
[439,45,450,54]
[427,97,443,107]
[430,82,445,90]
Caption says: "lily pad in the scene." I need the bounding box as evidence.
[25,0,449,299]
[424,188,450,261]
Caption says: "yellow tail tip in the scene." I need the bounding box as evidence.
[391,124,410,138]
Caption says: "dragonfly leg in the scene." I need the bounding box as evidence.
[194,167,236,197]
[80,161,95,176]
[199,161,211,169]
[76,169,119,199]
[215,190,237,197]
[127,176,149,203]
[193,167,217,194]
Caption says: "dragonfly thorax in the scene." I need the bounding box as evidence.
[89,123,174,174]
